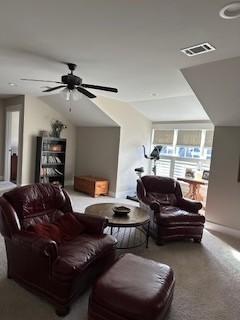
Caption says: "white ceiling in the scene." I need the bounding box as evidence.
[40,94,118,127]
[0,0,240,121]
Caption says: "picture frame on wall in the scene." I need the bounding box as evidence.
[202,170,210,180]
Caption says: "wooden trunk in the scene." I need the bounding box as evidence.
[74,176,109,197]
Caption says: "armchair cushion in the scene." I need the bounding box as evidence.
[27,223,63,243]
[73,213,107,235]
[157,206,205,226]
[53,234,117,281]
[55,213,86,239]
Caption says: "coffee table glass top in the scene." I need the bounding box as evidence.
[85,203,149,227]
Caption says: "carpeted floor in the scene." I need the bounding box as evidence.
[0,189,239,320]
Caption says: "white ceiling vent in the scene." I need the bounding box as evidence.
[181,43,216,57]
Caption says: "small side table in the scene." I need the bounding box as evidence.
[177,177,208,202]
[74,176,109,197]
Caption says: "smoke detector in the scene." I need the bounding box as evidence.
[181,43,216,57]
[219,2,240,19]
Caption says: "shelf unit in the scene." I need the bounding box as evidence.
[35,136,66,187]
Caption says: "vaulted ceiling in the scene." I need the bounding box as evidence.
[0,1,240,121]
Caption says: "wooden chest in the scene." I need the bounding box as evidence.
[74,176,109,197]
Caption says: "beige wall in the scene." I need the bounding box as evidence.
[95,96,152,197]
[21,96,76,185]
[206,126,240,231]
[0,99,4,179]
[75,127,120,195]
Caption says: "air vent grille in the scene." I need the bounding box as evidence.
[181,43,216,56]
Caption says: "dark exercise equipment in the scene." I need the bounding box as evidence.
[142,145,162,175]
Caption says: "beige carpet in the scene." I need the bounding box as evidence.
[0,189,239,320]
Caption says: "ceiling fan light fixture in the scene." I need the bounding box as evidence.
[72,89,82,101]
[61,87,71,101]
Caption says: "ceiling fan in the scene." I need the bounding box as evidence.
[21,63,118,100]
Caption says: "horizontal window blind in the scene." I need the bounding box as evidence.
[155,158,171,177]
[205,130,214,148]
[153,130,174,145]
[173,160,198,178]
[177,130,201,146]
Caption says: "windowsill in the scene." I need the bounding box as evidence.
[160,154,211,161]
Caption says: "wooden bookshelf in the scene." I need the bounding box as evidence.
[35,136,66,187]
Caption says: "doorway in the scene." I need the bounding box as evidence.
[4,106,22,185]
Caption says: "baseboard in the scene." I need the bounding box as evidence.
[206,221,240,239]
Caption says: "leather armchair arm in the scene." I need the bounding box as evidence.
[178,198,202,213]
[73,213,107,234]
[149,201,161,212]
[12,231,58,261]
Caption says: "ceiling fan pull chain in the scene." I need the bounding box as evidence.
[66,98,72,112]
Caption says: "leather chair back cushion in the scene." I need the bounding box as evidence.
[147,192,177,206]
[141,176,177,193]
[141,176,183,200]
[3,184,68,229]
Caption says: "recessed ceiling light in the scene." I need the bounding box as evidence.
[219,2,240,19]
[8,82,17,87]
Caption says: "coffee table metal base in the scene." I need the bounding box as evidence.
[108,222,150,249]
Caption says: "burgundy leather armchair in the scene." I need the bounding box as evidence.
[137,176,205,245]
[0,183,116,316]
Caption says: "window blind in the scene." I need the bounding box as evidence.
[153,130,174,145]
[205,130,214,148]
[177,130,201,146]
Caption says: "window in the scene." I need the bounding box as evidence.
[152,129,213,178]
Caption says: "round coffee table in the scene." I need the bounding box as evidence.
[85,203,150,249]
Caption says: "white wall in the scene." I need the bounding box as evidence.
[0,99,4,179]
[75,127,120,195]
[206,126,240,233]
[95,96,152,197]
[21,96,76,185]
[182,56,240,126]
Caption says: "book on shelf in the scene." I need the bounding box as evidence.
[41,167,63,177]
[41,155,62,165]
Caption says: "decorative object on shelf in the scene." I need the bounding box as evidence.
[112,206,131,216]
[202,170,210,180]
[39,130,49,137]
[35,136,66,187]
[51,120,67,138]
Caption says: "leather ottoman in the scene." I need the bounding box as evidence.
[88,253,175,320]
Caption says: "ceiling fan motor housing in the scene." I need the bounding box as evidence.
[61,74,82,89]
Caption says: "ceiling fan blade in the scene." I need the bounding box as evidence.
[77,86,96,99]
[42,85,66,92]
[82,84,118,93]
[21,78,62,84]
